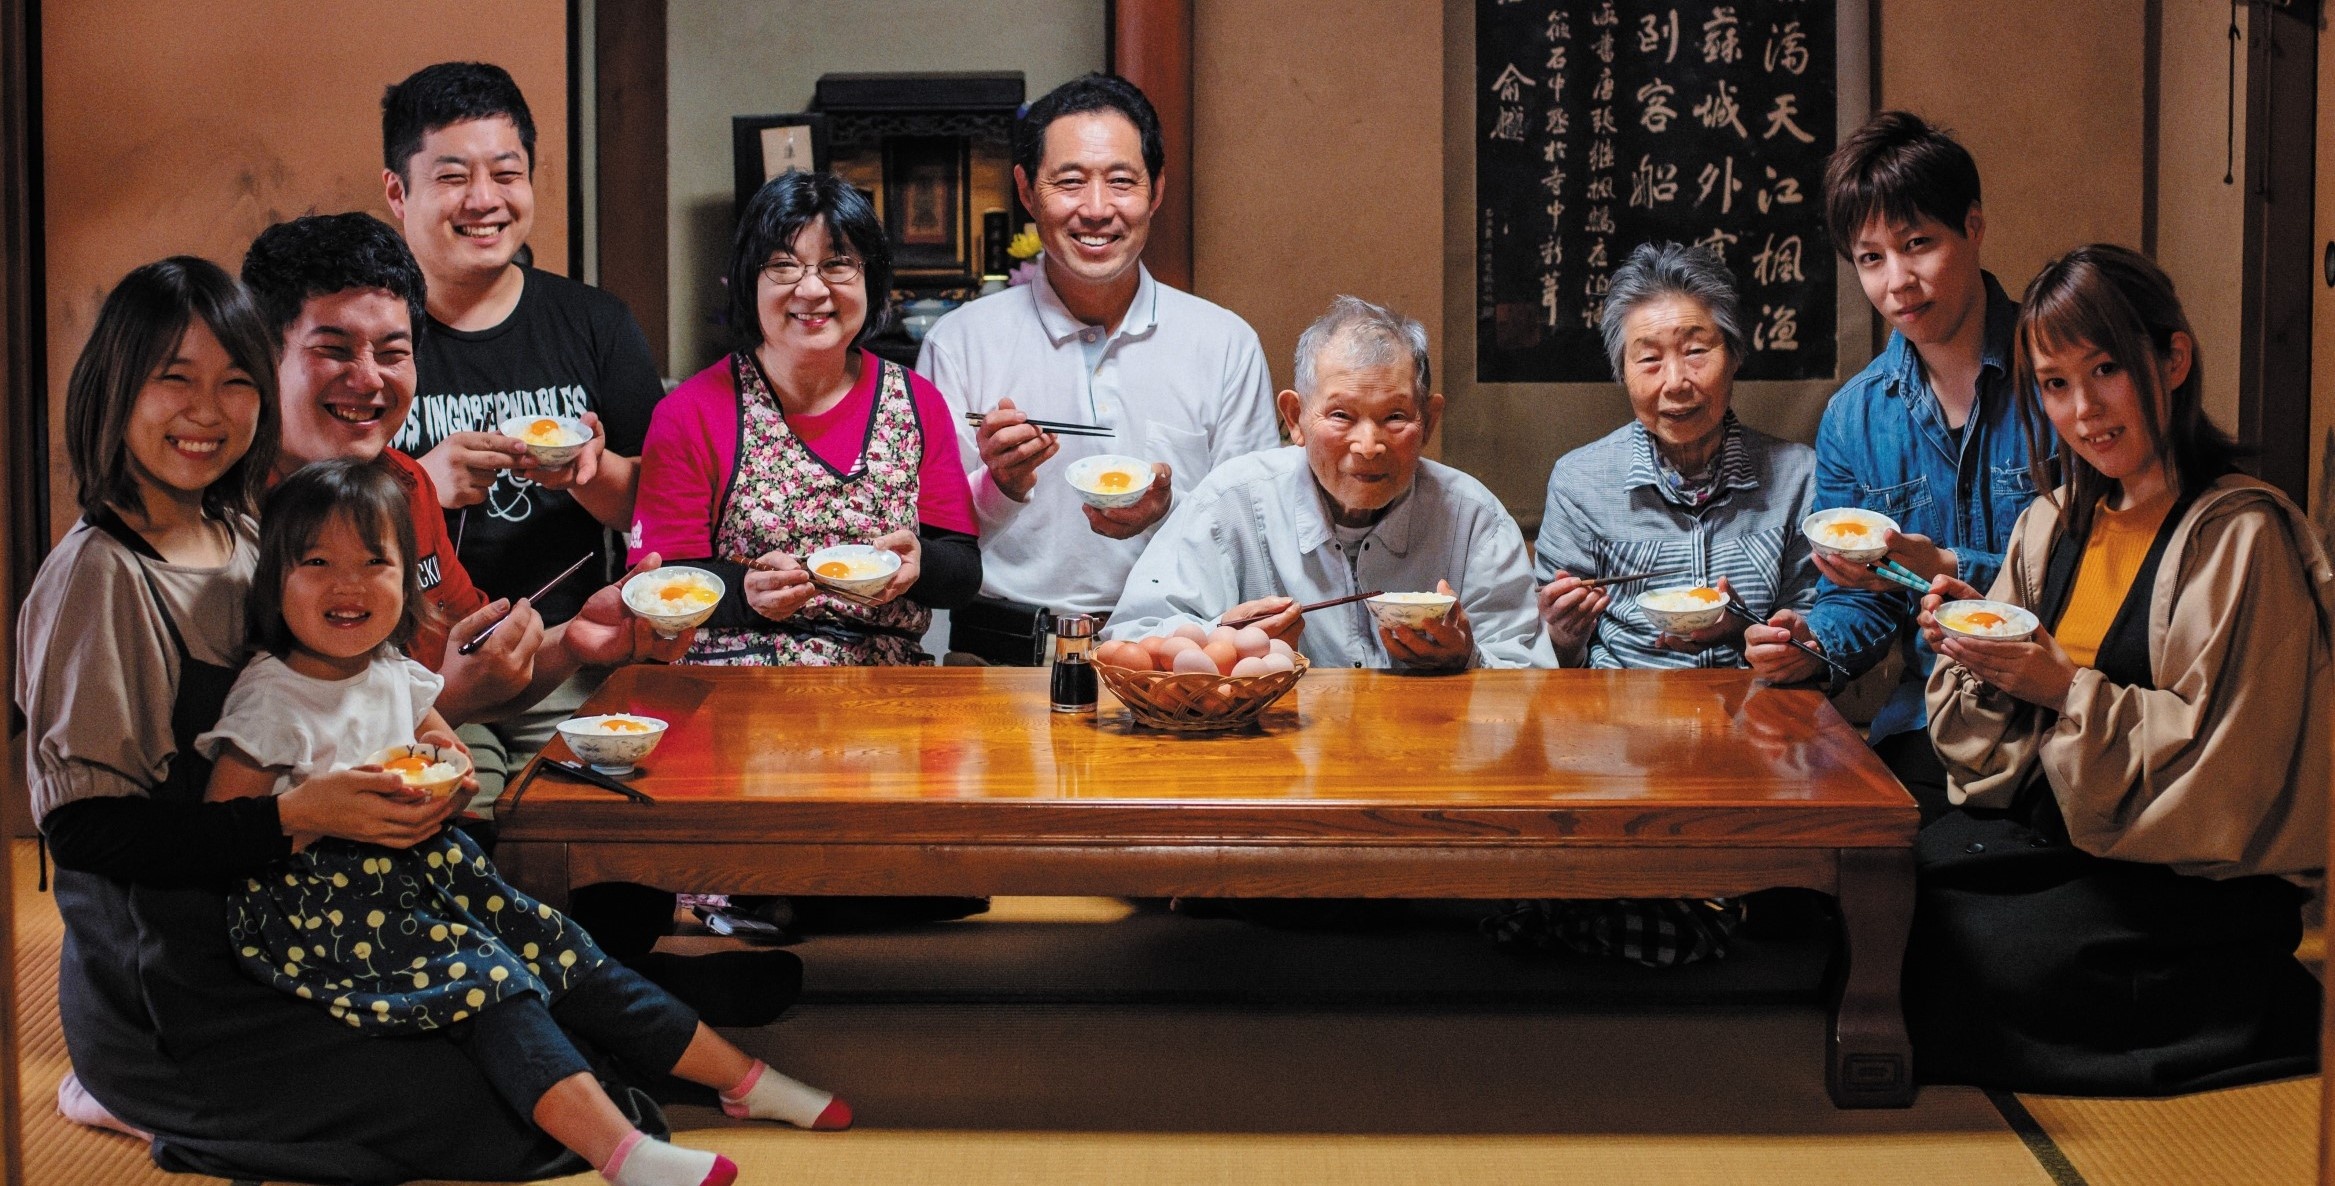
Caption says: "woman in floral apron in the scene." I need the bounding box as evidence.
[626,171,986,933]
[632,170,980,665]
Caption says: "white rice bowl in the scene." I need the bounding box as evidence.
[622,566,725,636]
[366,743,471,800]
[1064,454,1154,510]
[498,413,589,469]
[1636,584,1728,635]
[1801,507,1899,564]
[1365,591,1458,632]
[556,714,670,775]
[1935,599,2039,642]
[805,544,902,599]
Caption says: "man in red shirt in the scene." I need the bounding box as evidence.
[241,213,688,722]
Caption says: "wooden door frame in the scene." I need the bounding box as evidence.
[0,0,31,1171]
[587,1,1184,373]
[1106,0,1193,291]
[2235,0,2316,505]
[591,0,669,375]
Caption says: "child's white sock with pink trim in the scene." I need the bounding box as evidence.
[719,1060,852,1130]
[602,1130,736,1186]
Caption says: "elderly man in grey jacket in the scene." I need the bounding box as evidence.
[1107,296,1554,670]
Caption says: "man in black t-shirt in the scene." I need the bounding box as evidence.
[381,61,662,627]
[381,62,665,806]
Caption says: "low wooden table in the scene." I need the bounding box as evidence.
[497,666,1919,1107]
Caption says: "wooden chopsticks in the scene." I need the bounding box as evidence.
[1221,589,1384,630]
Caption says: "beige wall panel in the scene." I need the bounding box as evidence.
[1191,0,1445,402]
[665,0,1105,379]
[2152,0,2247,437]
[41,0,570,545]
[1879,0,2145,297]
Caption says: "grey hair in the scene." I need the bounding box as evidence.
[1598,242,1747,380]
[1293,295,1432,401]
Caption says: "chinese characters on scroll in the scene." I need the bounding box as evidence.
[1478,0,1837,382]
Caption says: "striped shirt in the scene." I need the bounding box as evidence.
[1534,415,1819,669]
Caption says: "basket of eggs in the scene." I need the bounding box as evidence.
[1091,622,1307,732]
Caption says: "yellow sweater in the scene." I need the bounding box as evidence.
[1926,476,2334,880]
[2056,493,2175,668]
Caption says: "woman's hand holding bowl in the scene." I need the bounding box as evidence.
[1920,576,2074,710]
[1652,576,1746,654]
[744,550,817,622]
[863,529,923,605]
[1914,574,1987,649]
[1536,572,1611,664]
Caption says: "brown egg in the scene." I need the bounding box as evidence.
[1095,640,1152,671]
[1202,640,1240,674]
[1139,635,1177,663]
[1158,636,1202,659]
[1171,647,1221,675]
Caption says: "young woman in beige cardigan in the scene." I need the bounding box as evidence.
[1907,244,2331,1095]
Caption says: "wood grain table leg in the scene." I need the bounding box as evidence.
[495,840,572,914]
[1826,845,1916,1107]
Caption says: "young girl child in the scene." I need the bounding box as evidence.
[197,458,849,1186]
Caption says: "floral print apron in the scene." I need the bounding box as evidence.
[689,351,933,666]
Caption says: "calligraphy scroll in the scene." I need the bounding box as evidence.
[1477,0,1836,382]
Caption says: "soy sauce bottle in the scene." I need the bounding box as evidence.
[1050,612,1098,713]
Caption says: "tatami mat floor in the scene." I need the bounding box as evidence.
[7,842,2319,1185]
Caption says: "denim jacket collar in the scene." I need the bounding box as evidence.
[1881,272,2018,464]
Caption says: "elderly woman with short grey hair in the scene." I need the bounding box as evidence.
[1534,242,1819,670]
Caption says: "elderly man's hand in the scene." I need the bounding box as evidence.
[1381,579,1473,670]
[975,399,1059,502]
[1224,595,1303,647]
[1083,463,1172,539]
[1536,572,1610,665]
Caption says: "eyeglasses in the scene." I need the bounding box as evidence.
[761,257,863,286]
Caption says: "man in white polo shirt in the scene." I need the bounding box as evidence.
[918,73,1279,662]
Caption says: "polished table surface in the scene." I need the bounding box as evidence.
[496,665,1919,1107]
[499,666,1915,846]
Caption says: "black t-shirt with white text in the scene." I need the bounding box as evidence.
[395,266,664,624]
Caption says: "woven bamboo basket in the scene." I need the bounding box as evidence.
[1095,655,1309,732]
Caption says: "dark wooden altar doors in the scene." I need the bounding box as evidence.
[589,0,1195,379]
